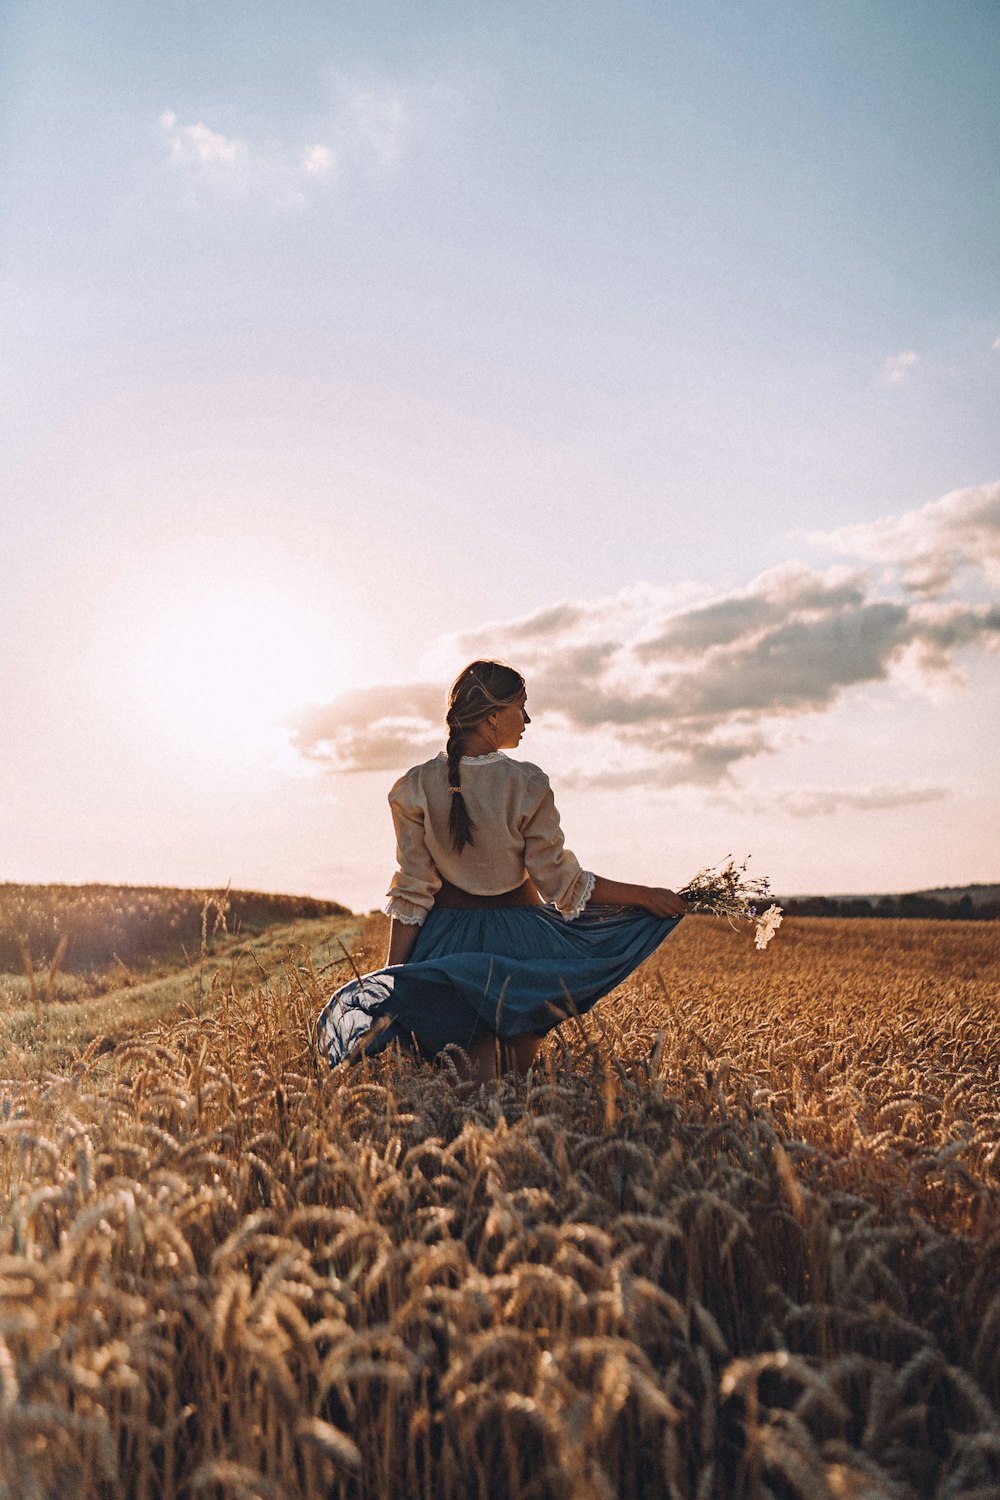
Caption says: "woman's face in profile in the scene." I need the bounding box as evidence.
[492,690,530,749]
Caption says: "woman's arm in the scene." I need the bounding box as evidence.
[383,773,439,959]
[386,917,421,967]
[590,875,687,919]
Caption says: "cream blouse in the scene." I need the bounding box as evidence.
[384,752,595,926]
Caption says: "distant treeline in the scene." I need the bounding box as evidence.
[777,892,999,921]
[0,884,351,974]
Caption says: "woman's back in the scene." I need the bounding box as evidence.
[386,751,594,919]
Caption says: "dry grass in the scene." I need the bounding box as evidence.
[1,914,998,1499]
[0,883,351,977]
[0,915,365,1078]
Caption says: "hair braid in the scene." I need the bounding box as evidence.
[446,714,474,852]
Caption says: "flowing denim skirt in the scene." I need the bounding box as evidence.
[316,903,683,1069]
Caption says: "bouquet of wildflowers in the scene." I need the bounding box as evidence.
[679,857,783,949]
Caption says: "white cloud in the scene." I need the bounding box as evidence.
[814,482,1000,596]
[301,143,336,178]
[993,335,1000,352]
[291,684,443,773]
[882,350,919,385]
[158,87,409,209]
[160,111,243,166]
[288,484,1000,790]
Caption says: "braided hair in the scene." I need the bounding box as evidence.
[445,660,525,852]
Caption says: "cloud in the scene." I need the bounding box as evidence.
[993,336,1000,352]
[288,483,1000,789]
[632,565,868,657]
[301,144,335,179]
[882,350,919,385]
[775,783,948,818]
[159,111,243,166]
[814,482,1000,596]
[289,684,443,773]
[158,87,409,208]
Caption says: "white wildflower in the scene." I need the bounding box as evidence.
[754,904,783,950]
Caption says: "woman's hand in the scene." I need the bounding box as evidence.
[386,917,421,966]
[637,886,688,919]
[590,876,687,918]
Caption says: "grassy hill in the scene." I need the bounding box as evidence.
[0,883,362,1075]
[0,881,351,976]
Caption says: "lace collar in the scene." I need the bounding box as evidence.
[436,750,508,766]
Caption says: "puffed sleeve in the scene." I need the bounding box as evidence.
[384,773,441,925]
[520,772,595,920]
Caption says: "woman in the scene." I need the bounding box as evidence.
[317,660,687,1081]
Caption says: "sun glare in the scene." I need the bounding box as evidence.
[132,583,349,758]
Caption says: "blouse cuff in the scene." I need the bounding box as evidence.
[560,869,596,922]
[384,899,427,926]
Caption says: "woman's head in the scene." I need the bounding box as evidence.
[446,660,525,735]
[445,660,526,852]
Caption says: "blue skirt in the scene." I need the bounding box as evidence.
[316,904,683,1069]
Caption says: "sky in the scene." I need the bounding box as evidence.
[2,0,998,911]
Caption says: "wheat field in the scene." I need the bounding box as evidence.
[1,913,998,1499]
